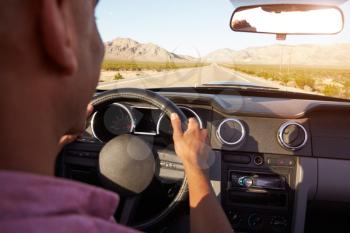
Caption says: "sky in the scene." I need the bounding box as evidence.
[96,0,350,57]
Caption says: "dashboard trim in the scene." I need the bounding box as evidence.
[131,105,159,136]
[277,121,308,151]
[90,111,103,143]
[216,118,246,146]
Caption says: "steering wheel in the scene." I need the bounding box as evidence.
[91,88,188,230]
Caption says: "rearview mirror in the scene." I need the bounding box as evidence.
[230,4,344,35]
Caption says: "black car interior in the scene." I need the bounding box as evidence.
[57,87,350,233]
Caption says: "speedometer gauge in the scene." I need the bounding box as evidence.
[103,103,135,135]
[90,103,135,142]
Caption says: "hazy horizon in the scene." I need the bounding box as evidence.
[104,37,350,58]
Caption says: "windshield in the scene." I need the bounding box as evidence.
[96,0,350,100]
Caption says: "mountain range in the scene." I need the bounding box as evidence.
[104,38,194,63]
[105,38,350,67]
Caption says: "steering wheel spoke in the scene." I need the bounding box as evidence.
[119,196,141,225]
[156,150,185,182]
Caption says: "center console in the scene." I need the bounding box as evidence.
[221,151,296,233]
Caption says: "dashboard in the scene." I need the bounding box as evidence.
[58,87,350,233]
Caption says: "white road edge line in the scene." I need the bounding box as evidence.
[213,63,252,83]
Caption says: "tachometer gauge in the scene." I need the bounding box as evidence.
[103,103,135,135]
[157,106,203,136]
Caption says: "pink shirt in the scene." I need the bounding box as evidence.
[0,171,140,233]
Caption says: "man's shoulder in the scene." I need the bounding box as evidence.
[0,214,140,233]
[0,171,140,233]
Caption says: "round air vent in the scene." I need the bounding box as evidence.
[216,118,246,146]
[278,121,308,151]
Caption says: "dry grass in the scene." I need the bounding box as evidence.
[224,64,350,99]
[102,60,208,72]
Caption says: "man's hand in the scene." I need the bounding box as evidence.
[58,104,94,149]
[170,113,209,171]
[171,113,233,233]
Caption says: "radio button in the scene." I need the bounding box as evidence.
[229,211,242,227]
[271,216,288,233]
[254,155,264,166]
[238,176,254,188]
[248,214,264,231]
[267,157,294,166]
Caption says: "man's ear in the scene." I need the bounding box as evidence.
[41,0,78,75]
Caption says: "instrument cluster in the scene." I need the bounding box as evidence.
[90,103,203,142]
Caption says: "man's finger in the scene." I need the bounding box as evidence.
[187,118,199,132]
[59,134,77,146]
[171,113,183,139]
[201,129,208,139]
[86,104,94,118]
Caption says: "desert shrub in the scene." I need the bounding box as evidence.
[279,76,291,85]
[114,73,124,80]
[323,85,341,97]
[295,76,315,90]
[101,60,208,71]
[343,81,350,97]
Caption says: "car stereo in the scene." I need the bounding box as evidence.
[221,152,296,233]
[229,171,286,190]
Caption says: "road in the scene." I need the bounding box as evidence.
[97,63,301,92]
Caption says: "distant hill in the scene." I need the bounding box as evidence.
[204,44,350,67]
[104,38,194,63]
[204,48,240,63]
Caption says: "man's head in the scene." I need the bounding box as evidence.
[1,0,103,132]
[0,0,103,174]
[40,0,104,134]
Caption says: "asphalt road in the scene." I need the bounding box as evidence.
[97,63,286,90]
